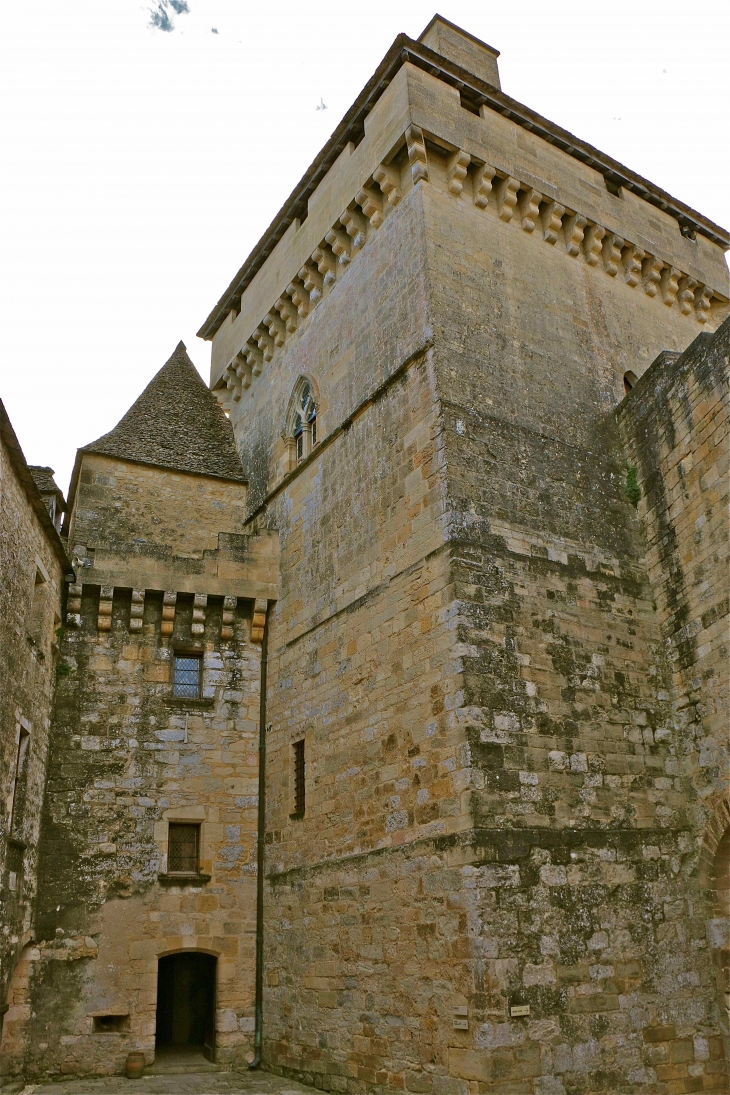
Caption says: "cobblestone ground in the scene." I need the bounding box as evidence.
[4,1072,317,1095]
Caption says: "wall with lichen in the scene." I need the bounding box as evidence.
[0,430,64,1033]
[618,317,730,1085]
[0,453,275,1082]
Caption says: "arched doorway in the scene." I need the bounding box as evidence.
[156,952,216,1063]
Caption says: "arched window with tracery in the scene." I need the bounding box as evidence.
[285,377,318,469]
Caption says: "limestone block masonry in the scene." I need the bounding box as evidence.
[199,15,729,1095]
[0,347,279,1081]
[0,15,729,1095]
[0,404,70,1047]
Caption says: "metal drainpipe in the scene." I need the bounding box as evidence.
[249,604,269,1070]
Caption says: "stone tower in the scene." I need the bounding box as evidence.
[1,345,277,1077]
[196,15,729,1095]
[1,15,728,1095]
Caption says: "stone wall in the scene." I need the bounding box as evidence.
[0,405,67,1038]
[0,453,277,1082]
[618,317,730,1088]
[211,24,730,1094]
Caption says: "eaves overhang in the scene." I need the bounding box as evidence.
[198,33,730,342]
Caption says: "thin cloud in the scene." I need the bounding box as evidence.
[147,0,190,33]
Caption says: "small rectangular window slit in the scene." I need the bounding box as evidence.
[292,740,305,818]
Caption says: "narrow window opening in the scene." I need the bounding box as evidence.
[604,176,623,197]
[292,380,317,466]
[172,653,202,698]
[26,569,48,646]
[623,371,638,394]
[10,725,31,838]
[292,740,305,818]
[93,1014,130,1033]
[168,822,201,874]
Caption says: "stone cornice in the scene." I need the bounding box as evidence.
[198,34,730,342]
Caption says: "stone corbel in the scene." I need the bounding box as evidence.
[223,366,241,404]
[312,242,338,288]
[255,326,275,362]
[405,124,428,184]
[299,261,324,304]
[130,589,145,633]
[244,341,264,378]
[221,596,236,641]
[373,163,402,206]
[563,212,587,257]
[213,384,234,414]
[677,275,697,316]
[694,285,713,324]
[67,582,83,627]
[641,255,664,297]
[234,351,251,391]
[519,187,541,232]
[540,200,565,244]
[192,594,207,637]
[602,232,624,277]
[496,176,520,222]
[355,184,384,228]
[473,163,496,209]
[275,294,298,334]
[264,310,287,347]
[340,205,368,250]
[251,599,267,644]
[325,225,352,266]
[660,265,680,307]
[161,591,177,637]
[446,149,471,197]
[622,245,645,288]
[98,586,113,633]
[288,279,310,319]
[583,224,606,266]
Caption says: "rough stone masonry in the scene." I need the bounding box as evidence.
[0,14,728,1095]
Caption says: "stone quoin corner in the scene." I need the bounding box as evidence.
[1,14,729,1095]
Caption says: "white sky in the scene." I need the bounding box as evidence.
[1,0,728,494]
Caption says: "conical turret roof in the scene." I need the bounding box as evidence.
[84,342,245,482]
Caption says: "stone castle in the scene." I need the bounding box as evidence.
[1,16,729,1094]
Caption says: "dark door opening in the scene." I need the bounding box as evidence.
[156,952,216,1061]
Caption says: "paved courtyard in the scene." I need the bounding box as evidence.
[4,1072,319,1095]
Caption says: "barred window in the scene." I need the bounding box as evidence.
[168,823,200,874]
[292,739,305,818]
[173,654,201,698]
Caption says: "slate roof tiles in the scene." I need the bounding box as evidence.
[84,342,246,483]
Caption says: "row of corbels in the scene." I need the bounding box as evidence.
[216,121,719,410]
[434,139,717,322]
[217,154,407,406]
[65,587,240,641]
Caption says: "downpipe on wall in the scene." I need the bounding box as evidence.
[249,604,269,1070]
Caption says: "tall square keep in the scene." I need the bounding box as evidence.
[2,15,728,1095]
